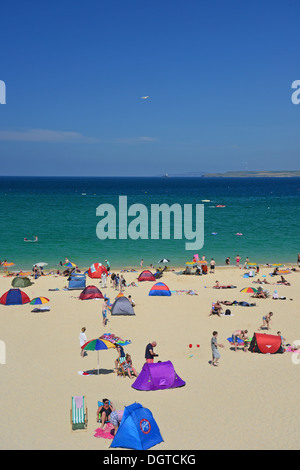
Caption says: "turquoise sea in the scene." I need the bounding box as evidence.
[0,176,299,271]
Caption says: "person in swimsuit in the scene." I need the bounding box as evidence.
[258,312,273,330]
[115,344,126,372]
[102,298,108,326]
[97,399,115,428]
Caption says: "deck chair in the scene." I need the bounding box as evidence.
[116,358,127,377]
[70,395,88,431]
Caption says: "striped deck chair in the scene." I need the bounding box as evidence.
[70,395,88,431]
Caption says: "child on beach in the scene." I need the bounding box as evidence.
[258,312,273,330]
[211,331,224,367]
[79,327,87,357]
[122,353,138,379]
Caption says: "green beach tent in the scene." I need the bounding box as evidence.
[11,276,33,288]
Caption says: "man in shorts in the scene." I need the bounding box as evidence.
[145,341,158,363]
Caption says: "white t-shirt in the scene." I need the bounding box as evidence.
[79,332,87,347]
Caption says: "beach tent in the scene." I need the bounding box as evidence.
[0,288,30,306]
[132,361,185,391]
[87,263,108,279]
[149,282,171,296]
[79,285,104,300]
[68,273,86,290]
[11,276,33,288]
[138,270,156,282]
[110,402,163,450]
[248,333,284,354]
[110,296,135,316]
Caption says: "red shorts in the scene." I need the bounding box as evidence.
[146,358,154,363]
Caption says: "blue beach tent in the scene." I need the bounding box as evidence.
[110,402,163,450]
[68,273,86,290]
[148,282,171,297]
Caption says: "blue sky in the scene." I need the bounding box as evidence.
[0,0,300,176]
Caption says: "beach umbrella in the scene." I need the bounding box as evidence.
[81,338,116,374]
[33,262,48,268]
[240,287,258,294]
[63,262,77,268]
[240,287,258,301]
[30,297,50,305]
[158,258,170,264]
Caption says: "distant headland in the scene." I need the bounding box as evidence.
[201,170,300,178]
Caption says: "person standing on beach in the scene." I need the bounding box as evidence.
[145,341,158,363]
[258,312,273,331]
[101,270,107,288]
[140,259,144,269]
[105,259,110,272]
[210,258,216,273]
[236,255,241,267]
[102,298,109,327]
[211,331,224,366]
[79,327,87,357]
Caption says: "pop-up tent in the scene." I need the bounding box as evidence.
[68,273,86,290]
[138,270,156,282]
[87,263,108,279]
[248,332,284,354]
[79,285,104,300]
[148,282,171,296]
[110,402,163,450]
[11,276,33,288]
[111,296,135,316]
[132,361,185,391]
[0,288,30,305]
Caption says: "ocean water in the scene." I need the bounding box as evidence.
[0,176,299,271]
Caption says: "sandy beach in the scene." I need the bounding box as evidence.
[1,263,300,450]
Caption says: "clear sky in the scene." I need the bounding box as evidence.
[0,0,300,176]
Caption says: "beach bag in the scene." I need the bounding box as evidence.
[225,309,231,316]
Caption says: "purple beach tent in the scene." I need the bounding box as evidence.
[131,360,185,391]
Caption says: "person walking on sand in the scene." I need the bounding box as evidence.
[102,298,109,327]
[258,312,273,331]
[79,327,87,357]
[211,331,224,366]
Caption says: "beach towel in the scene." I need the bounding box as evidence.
[94,424,114,439]
[74,396,83,408]
[285,346,300,353]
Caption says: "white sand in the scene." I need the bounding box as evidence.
[0,265,300,450]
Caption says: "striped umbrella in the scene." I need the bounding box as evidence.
[81,338,116,374]
[30,297,50,305]
[240,287,258,294]
[63,262,77,268]
[240,287,258,301]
